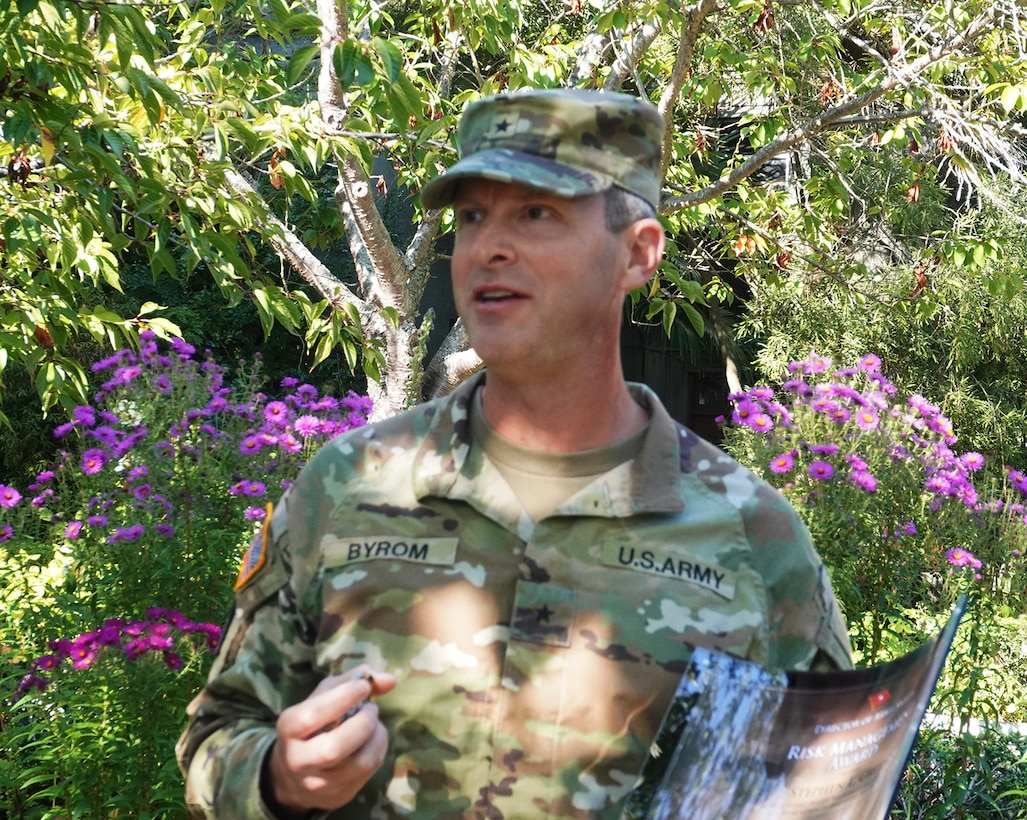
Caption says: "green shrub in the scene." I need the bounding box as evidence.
[0,332,369,818]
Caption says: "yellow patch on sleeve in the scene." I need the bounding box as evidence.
[235,503,274,591]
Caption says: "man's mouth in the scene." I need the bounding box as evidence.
[476,289,522,303]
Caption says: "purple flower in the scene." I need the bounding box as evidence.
[854,410,879,431]
[34,654,61,672]
[858,354,882,372]
[945,547,981,570]
[124,637,148,659]
[808,461,835,481]
[811,397,837,414]
[239,435,263,455]
[909,394,940,417]
[87,514,109,527]
[81,448,108,475]
[1008,469,1027,496]
[113,365,142,385]
[155,522,175,537]
[133,484,152,501]
[170,337,196,358]
[961,452,985,472]
[770,453,794,474]
[243,481,267,497]
[72,405,97,427]
[89,426,119,446]
[0,485,22,508]
[244,506,266,520]
[163,651,183,671]
[850,471,878,492]
[207,395,229,414]
[69,643,96,670]
[746,413,773,433]
[0,523,13,542]
[845,454,868,472]
[294,415,321,437]
[808,443,839,456]
[16,673,48,696]
[64,521,84,540]
[925,475,951,495]
[122,524,145,542]
[782,378,812,396]
[808,356,832,373]
[109,524,145,544]
[263,401,290,425]
[97,621,124,646]
[732,399,760,425]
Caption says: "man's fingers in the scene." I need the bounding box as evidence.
[277,667,396,743]
[278,674,374,740]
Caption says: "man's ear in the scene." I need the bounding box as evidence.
[622,217,666,290]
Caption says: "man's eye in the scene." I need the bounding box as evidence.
[456,209,482,225]
[526,206,550,219]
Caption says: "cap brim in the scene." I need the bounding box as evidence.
[420,149,614,210]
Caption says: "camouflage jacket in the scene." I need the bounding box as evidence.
[177,372,852,819]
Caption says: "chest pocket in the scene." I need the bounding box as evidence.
[510,581,576,647]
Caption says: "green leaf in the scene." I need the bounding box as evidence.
[999,84,1022,114]
[251,288,275,337]
[144,316,183,339]
[34,360,59,400]
[136,301,163,317]
[371,36,404,84]
[287,44,319,86]
[661,301,676,337]
[682,302,705,336]
[333,40,361,89]
[386,72,422,123]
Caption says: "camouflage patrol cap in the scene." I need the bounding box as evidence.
[420,88,664,210]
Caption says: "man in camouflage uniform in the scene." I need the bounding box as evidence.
[177,88,852,819]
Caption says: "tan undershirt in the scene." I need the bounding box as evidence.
[470,387,649,521]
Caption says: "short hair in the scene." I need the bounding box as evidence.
[603,187,657,232]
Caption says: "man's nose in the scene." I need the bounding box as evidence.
[473,219,516,267]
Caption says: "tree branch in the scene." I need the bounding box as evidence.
[222,168,369,318]
[603,20,662,92]
[656,0,717,182]
[334,153,413,311]
[662,3,1008,212]
[317,0,349,131]
[422,319,482,400]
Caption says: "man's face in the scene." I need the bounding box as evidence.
[450,179,632,380]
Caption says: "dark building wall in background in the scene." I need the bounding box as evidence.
[621,320,730,443]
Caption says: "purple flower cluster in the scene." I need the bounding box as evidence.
[724,354,1027,576]
[0,332,371,548]
[16,608,221,698]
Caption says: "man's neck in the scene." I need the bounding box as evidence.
[479,371,649,454]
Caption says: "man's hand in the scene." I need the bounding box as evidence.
[261,666,397,817]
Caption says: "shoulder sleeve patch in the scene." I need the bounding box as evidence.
[235,502,274,592]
